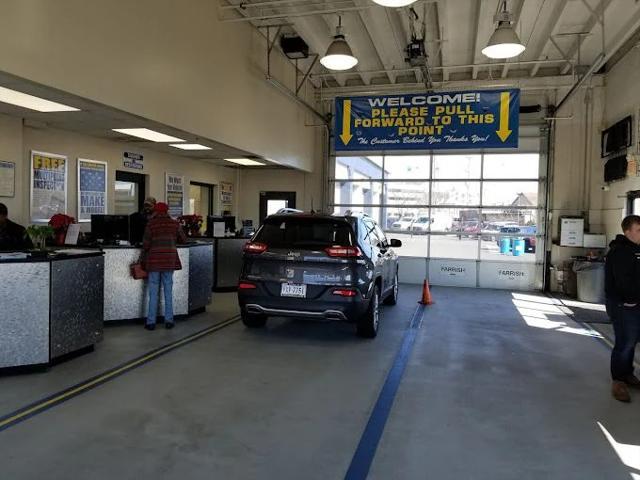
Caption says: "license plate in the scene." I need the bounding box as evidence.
[281,283,307,298]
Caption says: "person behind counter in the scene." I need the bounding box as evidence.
[0,203,33,251]
[142,202,187,331]
[129,196,156,245]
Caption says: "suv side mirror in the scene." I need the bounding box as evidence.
[390,239,402,248]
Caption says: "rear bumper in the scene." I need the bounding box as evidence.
[244,304,350,321]
[238,289,369,322]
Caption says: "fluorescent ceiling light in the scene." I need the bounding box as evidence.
[0,86,80,112]
[224,158,265,166]
[371,0,417,6]
[321,19,358,71]
[170,143,212,150]
[112,128,185,143]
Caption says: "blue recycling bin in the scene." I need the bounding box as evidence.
[513,238,525,256]
[500,238,511,254]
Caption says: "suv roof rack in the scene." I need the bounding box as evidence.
[275,208,304,215]
[339,210,370,218]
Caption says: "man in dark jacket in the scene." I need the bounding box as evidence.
[129,197,156,245]
[142,202,187,331]
[605,215,640,402]
[0,203,33,250]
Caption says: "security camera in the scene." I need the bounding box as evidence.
[601,185,610,191]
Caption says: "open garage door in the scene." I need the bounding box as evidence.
[329,130,547,291]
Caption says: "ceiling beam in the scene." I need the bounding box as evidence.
[528,0,569,77]
[353,0,399,84]
[559,0,613,75]
[471,0,500,80]
[316,73,593,98]
[435,0,449,81]
[501,0,525,78]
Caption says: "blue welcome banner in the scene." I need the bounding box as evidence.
[334,89,520,151]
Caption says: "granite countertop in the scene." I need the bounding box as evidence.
[0,249,104,264]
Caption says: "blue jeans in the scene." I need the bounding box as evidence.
[147,271,174,326]
[606,301,640,381]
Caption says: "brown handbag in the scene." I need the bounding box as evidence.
[130,262,148,280]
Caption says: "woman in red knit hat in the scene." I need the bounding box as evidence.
[142,202,187,330]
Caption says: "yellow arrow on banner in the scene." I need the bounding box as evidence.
[340,99,353,145]
[496,91,512,142]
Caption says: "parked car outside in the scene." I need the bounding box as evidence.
[410,215,432,234]
[391,214,416,231]
[237,212,402,338]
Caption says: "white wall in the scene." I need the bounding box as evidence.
[0,0,320,172]
[550,84,605,266]
[0,113,239,226]
[550,45,640,270]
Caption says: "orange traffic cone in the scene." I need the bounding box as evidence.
[419,279,433,305]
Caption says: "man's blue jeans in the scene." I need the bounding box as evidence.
[606,301,640,381]
[147,271,174,326]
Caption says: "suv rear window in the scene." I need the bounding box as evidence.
[254,217,355,249]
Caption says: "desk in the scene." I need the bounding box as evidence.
[102,242,213,322]
[0,250,104,368]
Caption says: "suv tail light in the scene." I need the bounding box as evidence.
[333,288,358,297]
[325,246,361,258]
[244,242,268,254]
[238,281,257,290]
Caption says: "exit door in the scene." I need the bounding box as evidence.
[259,191,297,224]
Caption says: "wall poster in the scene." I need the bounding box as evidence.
[0,161,15,197]
[165,173,184,218]
[220,181,233,211]
[78,158,108,222]
[30,150,67,222]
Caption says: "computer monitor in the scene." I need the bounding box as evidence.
[91,215,130,244]
[223,215,236,233]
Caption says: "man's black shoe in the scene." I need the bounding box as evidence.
[144,324,155,331]
[165,322,175,330]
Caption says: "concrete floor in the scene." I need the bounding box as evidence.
[0,286,638,479]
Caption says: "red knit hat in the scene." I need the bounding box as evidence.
[154,202,169,214]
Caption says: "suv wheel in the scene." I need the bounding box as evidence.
[357,286,380,338]
[241,312,267,328]
[384,271,398,306]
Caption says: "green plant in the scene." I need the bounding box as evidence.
[26,225,54,249]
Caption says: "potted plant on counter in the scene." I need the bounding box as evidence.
[178,214,203,237]
[49,214,76,246]
[26,225,54,252]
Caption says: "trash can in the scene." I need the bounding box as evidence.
[512,238,525,256]
[500,238,511,254]
[573,261,605,303]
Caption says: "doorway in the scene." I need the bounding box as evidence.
[189,182,214,234]
[259,191,297,223]
[115,171,146,215]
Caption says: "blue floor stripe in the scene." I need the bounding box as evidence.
[344,305,426,480]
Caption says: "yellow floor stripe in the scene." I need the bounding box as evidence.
[0,316,239,429]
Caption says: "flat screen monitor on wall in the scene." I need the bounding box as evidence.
[601,116,632,158]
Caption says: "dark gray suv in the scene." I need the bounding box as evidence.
[237,212,402,338]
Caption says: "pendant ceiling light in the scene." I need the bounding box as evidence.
[482,0,525,59]
[371,0,417,6]
[320,17,358,71]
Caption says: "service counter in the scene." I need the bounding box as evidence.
[102,242,213,322]
[0,250,104,369]
[200,237,248,291]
